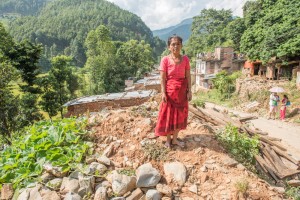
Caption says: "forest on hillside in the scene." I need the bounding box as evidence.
[2,0,165,69]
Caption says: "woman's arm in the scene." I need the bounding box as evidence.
[160,71,167,102]
[186,69,192,101]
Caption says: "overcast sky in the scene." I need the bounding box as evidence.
[106,0,247,30]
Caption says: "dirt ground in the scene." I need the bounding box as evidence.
[88,97,288,200]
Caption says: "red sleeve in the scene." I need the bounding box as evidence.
[184,55,190,70]
[159,56,168,72]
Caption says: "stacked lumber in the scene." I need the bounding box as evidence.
[189,104,300,183]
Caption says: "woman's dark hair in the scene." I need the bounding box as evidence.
[284,94,288,99]
[167,34,183,46]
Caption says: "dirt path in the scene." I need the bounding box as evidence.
[205,102,300,161]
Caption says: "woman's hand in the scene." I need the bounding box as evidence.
[187,91,192,101]
[162,92,167,103]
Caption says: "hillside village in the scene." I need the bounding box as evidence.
[1,0,300,199]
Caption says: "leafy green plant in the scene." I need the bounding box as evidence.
[142,143,170,161]
[216,124,259,166]
[0,117,91,189]
[285,186,300,200]
[212,71,241,100]
[193,98,206,108]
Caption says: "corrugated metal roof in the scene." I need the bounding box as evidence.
[63,90,156,107]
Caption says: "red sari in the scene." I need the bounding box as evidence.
[155,55,190,136]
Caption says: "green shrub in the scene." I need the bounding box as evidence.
[217,124,259,166]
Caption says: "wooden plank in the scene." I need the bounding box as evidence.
[189,105,224,126]
[264,136,281,142]
[272,146,300,166]
[260,136,287,151]
[255,155,279,182]
[239,116,258,122]
[198,107,242,127]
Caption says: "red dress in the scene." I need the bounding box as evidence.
[155,55,190,136]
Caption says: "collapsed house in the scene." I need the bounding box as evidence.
[64,90,157,117]
[195,47,245,89]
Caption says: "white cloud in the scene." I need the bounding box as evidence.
[106,0,246,30]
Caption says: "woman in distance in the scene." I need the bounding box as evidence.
[154,35,192,148]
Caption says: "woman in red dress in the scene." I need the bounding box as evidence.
[154,35,192,148]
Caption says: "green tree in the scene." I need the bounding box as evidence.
[41,55,78,118]
[39,76,60,119]
[85,25,121,94]
[8,40,42,93]
[225,17,246,52]
[0,52,20,144]
[117,39,155,79]
[240,0,300,63]
[0,22,15,55]
[186,9,233,56]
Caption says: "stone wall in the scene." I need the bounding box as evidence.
[236,77,289,99]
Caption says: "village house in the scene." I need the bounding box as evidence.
[244,59,299,81]
[195,47,245,89]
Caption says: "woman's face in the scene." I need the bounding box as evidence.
[168,38,182,55]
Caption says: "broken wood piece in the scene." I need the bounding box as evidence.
[264,136,282,142]
[243,126,267,136]
[260,136,287,151]
[255,155,279,182]
[272,145,300,166]
[188,105,220,126]
[199,106,242,127]
[239,116,258,122]
[261,144,300,179]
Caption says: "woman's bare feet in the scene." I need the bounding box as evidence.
[165,141,172,149]
[172,140,185,148]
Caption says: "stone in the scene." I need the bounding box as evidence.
[64,192,82,200]
[46,178,63,190]
[163,162,187,186]
[94,187,108,200]
[1,183,14,200]
[96,156,111,166]
[40,173,55,183]
[28,186,42,200]
[188,185,197,194]
[17,188,30,200]
[156,184,172,197]
[41,191,60,200]
[126,188,143,200]
[60,177,80,194]
[136,163,161,188]
[145,189,161,200]
[222,157,238,167]
[287,180,300,187]
[109,171,136,196]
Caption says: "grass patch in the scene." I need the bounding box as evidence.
[118,168,135,176]
[142,142,170,161]
[234,178,249,194]
[285,186,300,200]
